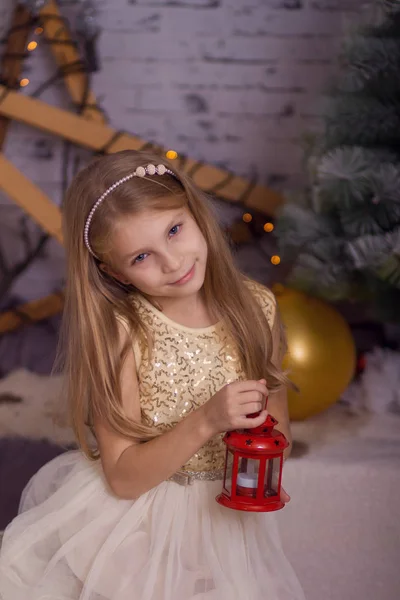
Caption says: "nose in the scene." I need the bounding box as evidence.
[161,251,183,274]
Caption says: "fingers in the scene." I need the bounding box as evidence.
[238,391,265,406]
[280,486,291,503]
[238,409,268,429]
[231,380,269,397]
[240,402,264,415]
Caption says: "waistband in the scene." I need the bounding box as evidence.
[169,469,225,486]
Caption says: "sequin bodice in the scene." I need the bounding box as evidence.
[133,281,276,473]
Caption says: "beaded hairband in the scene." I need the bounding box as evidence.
[83,163,176,256]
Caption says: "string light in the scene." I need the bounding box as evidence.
[27,41,38,51]
[263,222,274,233]
[35,27,44,35]
[242,213,252,223]
[271,255,281,265]
[20,78,30,87]
[166,150,178,160]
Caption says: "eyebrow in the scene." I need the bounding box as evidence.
[123,211,185,261]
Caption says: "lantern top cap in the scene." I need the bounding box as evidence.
[244,413,278,435]
[224,425,289,454]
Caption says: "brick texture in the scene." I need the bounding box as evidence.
[0,0,361,304]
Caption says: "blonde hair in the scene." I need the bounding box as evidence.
[57,150,288,459]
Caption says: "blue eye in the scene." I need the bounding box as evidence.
[169,224,181,236]
[133,253,147,264]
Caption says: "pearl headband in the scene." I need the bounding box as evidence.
[83,163,176,256]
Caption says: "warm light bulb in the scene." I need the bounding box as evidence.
[35,27,43,35]
[166,150,178,160]
[20,78,30,87]
[291,344,307,362]
[242,213,252,223]
[263,222,274,233]
[27,41,38,51]
[271,255,281,265]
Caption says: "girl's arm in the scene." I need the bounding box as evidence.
[94,323,268,500]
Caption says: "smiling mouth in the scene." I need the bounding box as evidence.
[171,264,196,285]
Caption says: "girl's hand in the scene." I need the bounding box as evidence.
[201,379,268,437]
[281,486,291,504]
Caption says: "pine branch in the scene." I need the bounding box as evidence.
[276,204,336,244]
[325,94,400,149]
[376,255,400,288]
[316,149,400,233]
[274,3,400,320]
[338,36,400,93]
[288,256,352,300]
[346,227,400,269]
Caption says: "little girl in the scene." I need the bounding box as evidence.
[0,150,305,599]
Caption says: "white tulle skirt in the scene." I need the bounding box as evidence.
[0,450,305,600]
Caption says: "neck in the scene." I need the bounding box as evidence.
[149,289,216,328]
[159,290,203,316]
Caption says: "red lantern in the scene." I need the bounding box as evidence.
[216,413,288,512]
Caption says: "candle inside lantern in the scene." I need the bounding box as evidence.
[237,472,258,497]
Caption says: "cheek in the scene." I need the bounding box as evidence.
[199,233,208,259]
[188,225,207,255]
[129,270,152,287]
[128,266,161,290]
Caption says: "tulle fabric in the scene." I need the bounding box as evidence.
[0,451,305,600]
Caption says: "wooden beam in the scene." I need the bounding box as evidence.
[0,3,102,335]
[39,0,104,122]
[0,4,32,147]
[0,85,283,214]
[0,154,63,244]
[0,292,64,334]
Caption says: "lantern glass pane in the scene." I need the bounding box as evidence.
[264,457,280,497]
[224,450,234,494]
[236,457,259,498]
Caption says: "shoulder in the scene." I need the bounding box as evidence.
[244,279,277,328]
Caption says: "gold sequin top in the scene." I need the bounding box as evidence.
[133,280,276,473]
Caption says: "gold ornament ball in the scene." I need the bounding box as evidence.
[273,286,356,420]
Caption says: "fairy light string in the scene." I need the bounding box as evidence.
[1,5,281,271]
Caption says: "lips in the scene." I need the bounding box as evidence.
[171,264,195,285]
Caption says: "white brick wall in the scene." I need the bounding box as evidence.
[0,0,363,303]
[0,0,362,191]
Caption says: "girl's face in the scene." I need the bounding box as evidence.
[104,205,208,301]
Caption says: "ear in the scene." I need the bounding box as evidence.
[99,263,131,285]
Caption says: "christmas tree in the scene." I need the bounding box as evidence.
[276,0,400,322]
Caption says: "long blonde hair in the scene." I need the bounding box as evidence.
[57,150,288,459]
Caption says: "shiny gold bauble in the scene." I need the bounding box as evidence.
[273,285,356,420]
